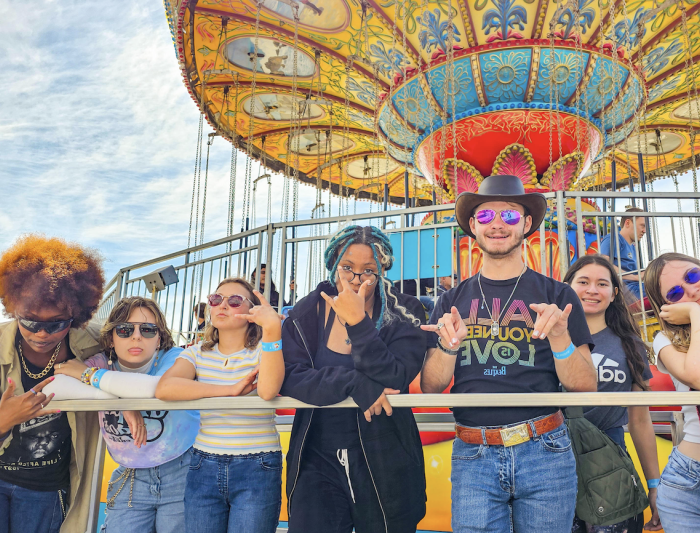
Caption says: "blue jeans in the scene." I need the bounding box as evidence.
[451,421,577,533]
[101,451,190,533]
[657,447,700,532]
[0,479,67,533]
[185,448,282,533]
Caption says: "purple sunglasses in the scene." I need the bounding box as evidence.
[474,209,522,226]
[666,267,700,303]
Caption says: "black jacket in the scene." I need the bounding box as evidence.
[280,281,427,532]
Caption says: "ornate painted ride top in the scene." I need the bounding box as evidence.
[164,0,700,204]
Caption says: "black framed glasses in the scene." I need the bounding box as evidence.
[207,293,254,308]
[18,317,73,335]
[338,265,379,286]
[666,267,700,303]
[114,322,159,339]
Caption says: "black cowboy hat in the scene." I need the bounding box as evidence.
[455,175,547,239]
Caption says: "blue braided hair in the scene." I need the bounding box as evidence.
[324,225,418,329]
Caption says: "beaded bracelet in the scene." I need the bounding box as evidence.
[80,367,98,385]
[262,340,282,352]
[437,337,460,356]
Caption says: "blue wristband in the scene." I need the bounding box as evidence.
[261,340,282,352]
[91,369,108,389]
[647,478,660,489]
[553,342,576,360]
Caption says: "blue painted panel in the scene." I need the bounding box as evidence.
[479,49,531,104]
[378,106,419,148]
[386,228,453,281]
[393,78,440,130]
[532,49,589,104]
[583,57,630,115]
[427,57,480,114]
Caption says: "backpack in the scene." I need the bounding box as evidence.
[565,407,649,526]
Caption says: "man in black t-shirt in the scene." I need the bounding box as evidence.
[421,175,596,533]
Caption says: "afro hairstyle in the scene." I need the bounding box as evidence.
[0,234,105,328]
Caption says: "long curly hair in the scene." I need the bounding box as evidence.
[324,225,419,328]
[202,277,262,351]
[0,234,104,328]
[645,252,700,353]
[563,255,651,390]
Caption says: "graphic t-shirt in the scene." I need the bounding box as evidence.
[429,268,593,427]
[178,342,280,455]
[583,327,653,431]
[85,347,200,468]
[0,335,73,491]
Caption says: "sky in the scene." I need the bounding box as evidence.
[0,1,698,318]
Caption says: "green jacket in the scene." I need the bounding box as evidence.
[0,320,102,533]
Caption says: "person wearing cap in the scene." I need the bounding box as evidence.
[420,175,597,532]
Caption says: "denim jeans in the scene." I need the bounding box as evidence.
[185,448,282,533]
[451,421,577,533]
[657,447,700,532]
[0,479,67,533]
[101,451,190,533]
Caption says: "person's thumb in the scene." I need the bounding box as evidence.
[2,378,15,400]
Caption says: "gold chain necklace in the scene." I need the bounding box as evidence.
[18,340,62,380]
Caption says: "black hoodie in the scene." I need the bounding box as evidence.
[280,281,427,532]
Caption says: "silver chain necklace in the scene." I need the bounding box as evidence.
[478,265,527,338]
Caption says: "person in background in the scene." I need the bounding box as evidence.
[192,302,206,343]
[599,207,647,301]
[52,296,199,533]
[645,252,700,530]
[251,264,289,309]
[281,225,427,533]
[0,235,104,533]
[564,255,661,532]
[156,277,285,533]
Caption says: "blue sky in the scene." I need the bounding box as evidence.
[0,1,697,303]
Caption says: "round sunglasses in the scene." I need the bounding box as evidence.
[666,267,700,303]
[114,322,159,339]
[207,293,254,308]
[18,317,73,335]
[474,209,522,226]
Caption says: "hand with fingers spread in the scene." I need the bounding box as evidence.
[321,276,370,327]
[421,306,468,351]
[123,410,147,448]
[53,358,88,381]
[0,376,59,435]
[529,303,572,340]
[237,291,283,332]
[228,368,260,397]
[364,388,399,422]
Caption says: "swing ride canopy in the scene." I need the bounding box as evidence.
[164,0,700,205]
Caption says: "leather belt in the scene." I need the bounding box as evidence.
[456,411,565,448]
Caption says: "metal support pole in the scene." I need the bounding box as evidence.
[638,153,654,260]
[556,191,569,277]
[404,170,410,227]
[383,183,389,229]
[432,189,438,224]
[242,217,250,273]
[611,159,617,214]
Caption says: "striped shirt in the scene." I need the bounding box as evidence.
[178,342,280,455]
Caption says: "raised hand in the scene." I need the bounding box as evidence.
[659,301,699,326]
[529,303,572,340]
[238,291,283,332]
[228,367,259,397]
[53,358,88,381]
[0,376,58,435]
[421,306,468,350]
[123,410,147,448]
[364,388,399,422]
[320,276,370,326]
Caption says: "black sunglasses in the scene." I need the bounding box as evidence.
[18,317,73,335]
[666,267,700,303]
[114,322,159,339]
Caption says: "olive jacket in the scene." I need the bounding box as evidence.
[0,320,102,533]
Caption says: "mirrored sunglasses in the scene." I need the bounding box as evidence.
[207,293,253,308]
[114,322,159,339]
[474,209,522,226]
[18,317,73,335]
[666,267,700,303]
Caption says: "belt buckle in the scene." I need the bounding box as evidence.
[500,423,530,447]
